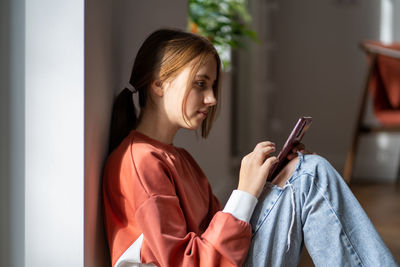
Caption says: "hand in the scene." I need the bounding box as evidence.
[238,141,278,198]
[287,143,316,160]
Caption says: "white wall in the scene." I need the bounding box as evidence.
[25,0,84,266]
[1,1,85,265]
[1,0,85,266]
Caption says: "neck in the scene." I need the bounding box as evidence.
[135,108,178,145]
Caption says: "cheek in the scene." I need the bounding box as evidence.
[164,86,185,114]
[185,90,201,113]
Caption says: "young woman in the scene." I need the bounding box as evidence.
[103,29,398,267]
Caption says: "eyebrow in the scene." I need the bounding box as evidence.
[195,74,212,80]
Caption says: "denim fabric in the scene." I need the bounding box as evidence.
[244,153,398,267]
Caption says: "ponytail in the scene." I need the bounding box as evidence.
[108,88,137,154]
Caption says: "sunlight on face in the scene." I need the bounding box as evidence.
[162,55,217,130]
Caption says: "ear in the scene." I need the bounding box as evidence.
[151,80,164,97]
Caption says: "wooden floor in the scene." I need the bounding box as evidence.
[298,182,400,266]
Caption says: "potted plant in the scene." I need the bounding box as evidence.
[188,0,258,69]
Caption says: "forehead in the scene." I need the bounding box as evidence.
[168,54,218,85]
[193,54,217,81]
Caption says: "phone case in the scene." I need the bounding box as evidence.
[267,116,312,181]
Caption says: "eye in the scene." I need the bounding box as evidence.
[194,80,206,89]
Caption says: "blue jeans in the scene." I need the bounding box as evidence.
[244,153,398,267]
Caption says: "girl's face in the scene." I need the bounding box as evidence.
[162,55,217,131]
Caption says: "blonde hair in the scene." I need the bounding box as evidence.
[109,29,221,152]
[131,28,221,136]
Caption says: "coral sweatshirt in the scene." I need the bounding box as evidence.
[103,130,256,267]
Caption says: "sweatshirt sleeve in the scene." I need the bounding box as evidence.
[223,190,258,223]
[132,152,252,267]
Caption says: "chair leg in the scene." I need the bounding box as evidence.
[343,54,377,183]
[343,131,360,183]
[396,154,400,188]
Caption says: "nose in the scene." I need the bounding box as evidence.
[204,88,217,106]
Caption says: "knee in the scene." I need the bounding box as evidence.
[299,153,344,186]
[271,157,299,188]
[302,154,334,171]
[302,153,330,167]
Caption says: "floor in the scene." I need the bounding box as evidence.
[298,182,400,266]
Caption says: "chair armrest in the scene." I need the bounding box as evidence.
[361,41,400,59]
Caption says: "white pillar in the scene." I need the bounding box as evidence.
[380,0,393,43]
[25,0,84,266]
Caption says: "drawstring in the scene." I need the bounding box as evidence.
[282,182,296,252]
[282,151,302,252]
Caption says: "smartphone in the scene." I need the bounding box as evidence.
[267,116,312,182]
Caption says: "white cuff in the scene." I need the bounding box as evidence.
[222,190,258,223]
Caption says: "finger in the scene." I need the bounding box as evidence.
[254,143,275,157]
[255,141,275,151]
[255,146,276,163]
[287,153,298,160]
[292,143,305,153]
[262,156,278,170]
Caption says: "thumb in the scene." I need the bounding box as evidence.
[263,156,278,170]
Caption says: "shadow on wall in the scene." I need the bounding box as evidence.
[84,0,188,266]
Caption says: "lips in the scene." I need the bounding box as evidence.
[198,110,208,117]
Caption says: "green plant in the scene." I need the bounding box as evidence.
[188,0,258,69]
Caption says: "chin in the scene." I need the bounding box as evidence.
[182,121,202,131]
[184,125,201,131]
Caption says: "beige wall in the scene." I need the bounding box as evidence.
[269,0,380,171]
[250,0,400,181]
[84,1,188,266]
[84,0,114,266]
[275,0,400,181]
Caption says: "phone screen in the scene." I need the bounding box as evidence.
[267,116,312,181]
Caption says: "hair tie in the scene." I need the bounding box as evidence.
[126,83,138,94]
